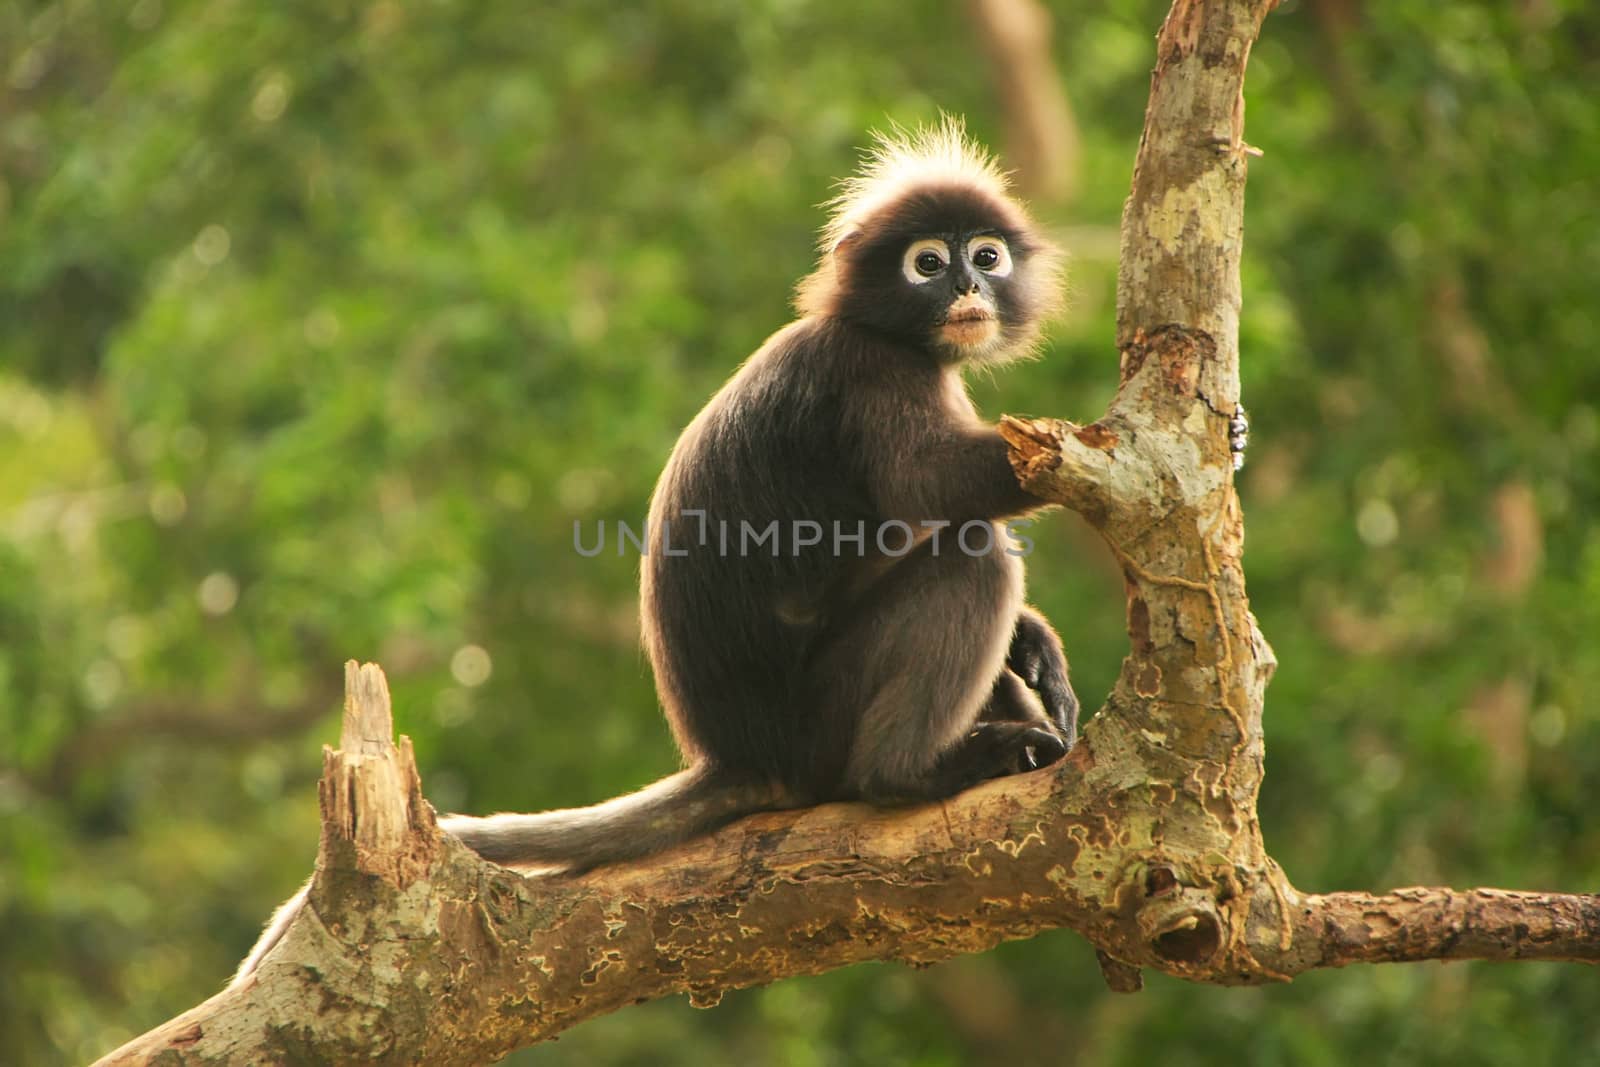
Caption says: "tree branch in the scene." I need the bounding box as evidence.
[1284,889,1600,971]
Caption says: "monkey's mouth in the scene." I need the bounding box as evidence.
[940,306,1000,347]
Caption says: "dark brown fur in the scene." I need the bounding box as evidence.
[234,124,1078,986]
[449,124,1078,864]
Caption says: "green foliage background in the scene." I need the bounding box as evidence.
[3,1,1597,1063]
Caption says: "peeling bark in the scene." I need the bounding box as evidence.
[94,2,1598,1064]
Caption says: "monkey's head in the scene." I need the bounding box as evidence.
[796,117,1063,364]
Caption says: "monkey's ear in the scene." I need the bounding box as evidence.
[796,230,858,317]
[830,229,862,259]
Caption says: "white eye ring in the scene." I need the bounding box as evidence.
[901,239,950,284]
[967,236,1013,277]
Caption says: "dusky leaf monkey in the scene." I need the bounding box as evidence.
[235,118,1078,984]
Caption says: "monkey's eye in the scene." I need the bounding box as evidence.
[901,239,950,284]
[966,236,1013,278]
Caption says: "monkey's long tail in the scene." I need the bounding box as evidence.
[439,764,786,872]
[231,766,784,988]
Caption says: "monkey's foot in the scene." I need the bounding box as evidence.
[1017,726,1069,773]
[1006,612,1080,747]
[962,721,1067,783]
[1033,679,1078,751]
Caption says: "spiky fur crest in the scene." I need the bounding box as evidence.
[818,116,1012,254]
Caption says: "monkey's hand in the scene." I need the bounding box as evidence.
[1008,607,1079,749]
[1230,403,1250,472]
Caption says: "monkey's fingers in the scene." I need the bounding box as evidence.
[1038,680,1079,750]
[1229,404,1250,472]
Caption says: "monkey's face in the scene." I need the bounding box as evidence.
[823,184,1057,364]
[899,233,1012,358]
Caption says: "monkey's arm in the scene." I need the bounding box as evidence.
[872,425,1037,524]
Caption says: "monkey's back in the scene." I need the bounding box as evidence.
[641,317,899,792]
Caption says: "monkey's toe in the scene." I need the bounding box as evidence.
[1020,725,1068,771]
